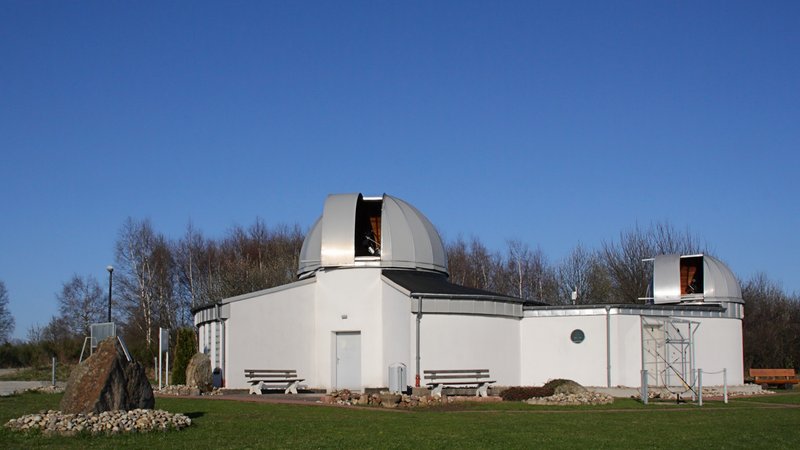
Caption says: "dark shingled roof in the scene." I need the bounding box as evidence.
[382,269,527,303]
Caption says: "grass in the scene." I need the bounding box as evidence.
[0,365,74,382]
[1,391,799,449]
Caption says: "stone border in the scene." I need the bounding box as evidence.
[4,409,191,436]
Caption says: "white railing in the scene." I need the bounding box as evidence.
[640,367,728,406]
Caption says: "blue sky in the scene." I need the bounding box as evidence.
[1,1,798,340]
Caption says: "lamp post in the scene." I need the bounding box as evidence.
[106,265,113,323]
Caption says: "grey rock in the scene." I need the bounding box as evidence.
[380,393,402,404]
[60,338,154,414]
[185,353,213,392]
[553,380,588,395]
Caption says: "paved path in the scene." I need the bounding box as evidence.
[0,381,51,396]
[0,368,23,377]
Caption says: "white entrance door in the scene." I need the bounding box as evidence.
[335,332,361,391]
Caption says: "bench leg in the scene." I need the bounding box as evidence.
[249,382,264,395]
[431,384,444,398]
[476,383,489,398]
[285,380,300,395]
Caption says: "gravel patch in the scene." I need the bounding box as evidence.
[4,409,191,436]
[525,391,615,406]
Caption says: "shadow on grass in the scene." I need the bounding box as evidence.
[184,411,206,419]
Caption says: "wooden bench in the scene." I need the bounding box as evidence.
[424,369,495,398]
[244,369,304,395]
[749,368,799,389]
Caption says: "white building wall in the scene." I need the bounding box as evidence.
[692,316,744,385]
[381,282,412,388]
[521,315,609,387]
[205,268,744,391]
[521,311,743,388]
[314,268,383,391]
[224,283,316,389]
[611,314,645,387]
[414,314,521,386]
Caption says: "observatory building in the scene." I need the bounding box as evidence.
[194,193,744,392]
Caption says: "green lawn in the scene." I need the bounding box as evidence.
[0,365,73,382]
[2,392,799,449]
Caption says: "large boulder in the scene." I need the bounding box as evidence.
[60,337,154,414]
[185,353,212,392]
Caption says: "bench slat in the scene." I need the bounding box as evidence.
[749,368,796,377]
[426,380,496,386]
[425,374,492,380]
[246,372,298,377]
[246,374,298,378]
[424,369,489,374]
[245,370,297,374]
[749,368,799,386]
[249,378,304,383]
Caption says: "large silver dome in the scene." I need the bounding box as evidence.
[298,193,448,277]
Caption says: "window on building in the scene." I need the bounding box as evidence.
[680,256,704,296]
[355,197,382,257]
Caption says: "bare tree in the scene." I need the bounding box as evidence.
[26,323,44,343]
[557,244,613,304]
[115,218,177,352]
[471,238,500,292]
[742,273,800,370]
[601,222,707,303]
[174,222,205,321]
[56,274,105,336]
[505,239,531,299]
[447,237,558,302]
[0,280,14,343]
[446,236,502,292]
[41,315,78,361]
[152,236,178,330]
[557,244,591,304]
[261,223,305,286]
[173,219,305,317]
[499,240,559,302]
[445,236,470,286]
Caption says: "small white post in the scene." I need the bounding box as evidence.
[640,369,648,405]
[51,357,56,387]
[166,352,170,386]
[158,327,169,391]
[723,368,728,404]
[697,369,703,406]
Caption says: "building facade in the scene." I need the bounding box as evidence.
[195,193,744,391]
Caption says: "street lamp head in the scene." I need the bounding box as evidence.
[106,265,113,323]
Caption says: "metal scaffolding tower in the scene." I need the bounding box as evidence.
[641,316,699,395]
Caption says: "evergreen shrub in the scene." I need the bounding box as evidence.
[170,328,197,385]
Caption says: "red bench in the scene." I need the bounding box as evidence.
[749,368,799,389]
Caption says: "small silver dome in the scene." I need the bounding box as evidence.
[298,193,447,277]
[652,254,743,304]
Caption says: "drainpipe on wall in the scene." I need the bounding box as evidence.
[220,319,225,387]
[214,303,225,387]
[415,296,422,387]
[606,305,611,388]
[690,322,700,388]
